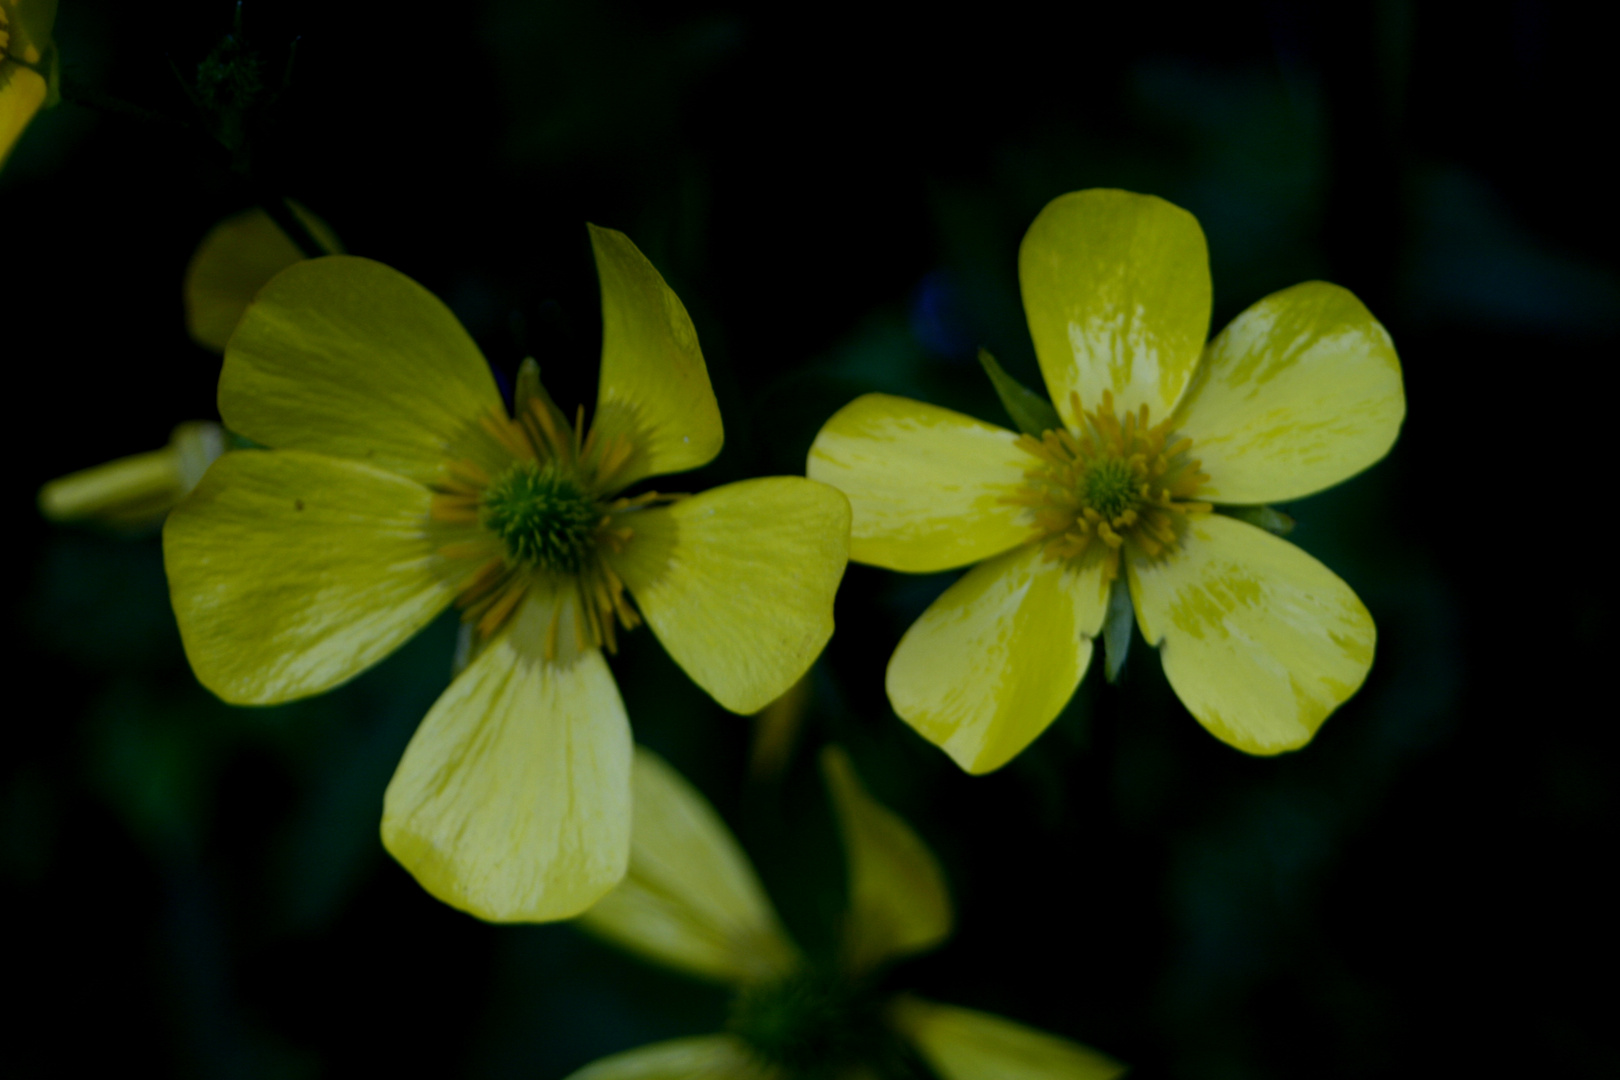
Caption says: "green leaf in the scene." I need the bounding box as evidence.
[1217,505,1296,536]
[978,348,1061,436]
[1102,578,1133,683]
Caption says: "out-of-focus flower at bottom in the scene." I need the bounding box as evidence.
[38,421,226,529]
[570,746,1126,1080]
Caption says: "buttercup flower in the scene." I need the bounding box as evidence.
[570,745,1125,1080]
[0,0,57,170]
[808,189,1403,772]
[164,227,851,921]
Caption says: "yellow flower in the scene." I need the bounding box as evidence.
[163,227,851,921]
[808,189,1404,771]
[39,421,226,529]
[0,0,58,170]
[570,745,1126,1080]
[183,201,342,353]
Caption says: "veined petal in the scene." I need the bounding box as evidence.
[588,224,723,491]
[564,1036,779,1080]
[163,449,453,704]
[382,589,633,922]
[609,477,850,715]
[220,256,506,487]
[806,394,1032,573]
[578,747,799,985]
[820,747,951,975]
[1020,189,1211,425]
[1128,513,1374,754]
[1174,281,1405,504]
[886,543,1108,775]
[891,998,1126,1080]
[183,203,342,353]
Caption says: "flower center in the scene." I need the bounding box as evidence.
[479,461,601,575]
[1008,389,1211,581]
[726,971,889,1077]
[426,363,678,657]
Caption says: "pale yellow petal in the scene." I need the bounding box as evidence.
[1174,281,1405,503]
[609,477,850,715]
[577,746,799,985]
[806,394,1032,573]
[886,543,1109,775]
[892,998,1126,1080]
[588,224,723,491]
[565,1036,778,1080]
[1019,189,1211,424]
[163,449,453,704]
[220,256,505,487]
[820,747,951,974]
[382,589,632,922]
[183,203,343,353]
[1129,513,1374,754]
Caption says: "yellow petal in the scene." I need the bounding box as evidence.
[1174,281,1405,504]
[587,224,723,491]
[609,477,850,715]
[1019,189,1211,425]
[577,746,799,985]
[1128,513,1375,754]
[806,394,1033,573]
[564,1036,778,1080]
[886,543,1108,774]
[820,747,951,974]
[382,588,633,922]
[183,203,343,353]
[221,256,505,487]
[163,449,454,704]
[0,62,47,171]
[891,998,1126,1080]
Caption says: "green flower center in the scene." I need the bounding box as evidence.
[1080,456,1139,521]
[726,971,889,1078]
[480,461,600,575]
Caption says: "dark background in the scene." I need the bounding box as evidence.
[4,1,1615,1076]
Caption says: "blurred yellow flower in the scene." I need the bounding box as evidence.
[0,0,57,170]
[182,201,341,352]
[39,421,226,529]
[571,745,1125,1080]
[163,227,850,922]
[809,189,1404,771]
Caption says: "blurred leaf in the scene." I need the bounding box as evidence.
[977,348,1060,436]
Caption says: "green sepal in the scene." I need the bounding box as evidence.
[1217,504,1296,536]
[978,348,1062,437]
[1102,578,1133,683]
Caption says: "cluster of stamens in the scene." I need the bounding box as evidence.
[428,376,675,658]
[1007,389,1211,582]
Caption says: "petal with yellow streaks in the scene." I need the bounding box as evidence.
[807,394,1032,573]
[1128,513,1375,754]
[1019,189,1211,425]
[886,542,1108,775]
[1174,281,1405,504]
